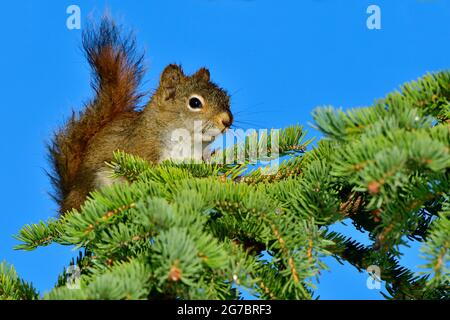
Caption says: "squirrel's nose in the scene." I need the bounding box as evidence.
[217,111,233,130]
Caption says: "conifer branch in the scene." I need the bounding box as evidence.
[3,71,450,300]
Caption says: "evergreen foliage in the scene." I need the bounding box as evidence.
[0,261,38,300]
[1,72,449,300]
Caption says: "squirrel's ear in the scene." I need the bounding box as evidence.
[160,64,185,98]
[194,67,210,83]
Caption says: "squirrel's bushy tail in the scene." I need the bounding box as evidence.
[47,16,145,213]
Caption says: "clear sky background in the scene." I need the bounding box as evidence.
[1,0,449,299]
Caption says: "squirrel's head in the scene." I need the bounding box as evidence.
[151,64,233,143]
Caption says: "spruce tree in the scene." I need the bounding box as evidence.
[1,72,449,300]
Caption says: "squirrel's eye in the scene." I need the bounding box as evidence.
[188,97,203,110]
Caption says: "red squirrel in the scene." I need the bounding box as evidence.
[47,17,233,214]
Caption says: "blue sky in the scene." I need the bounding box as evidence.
[0,0,449,299]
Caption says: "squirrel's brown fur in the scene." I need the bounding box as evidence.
[47,17,233,214]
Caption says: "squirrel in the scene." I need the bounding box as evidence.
[47,17,233,214]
